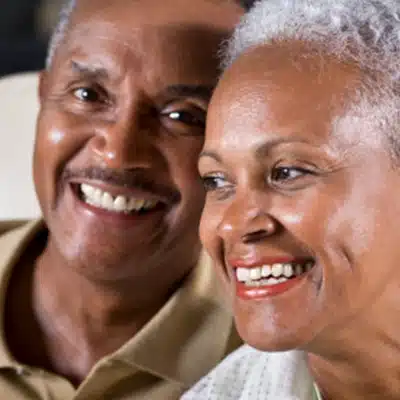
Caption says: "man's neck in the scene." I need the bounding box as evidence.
[7,240,189,386]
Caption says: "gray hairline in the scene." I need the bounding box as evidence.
[221,0,400,162]
[45,0,77,69]
[45,0,246,70]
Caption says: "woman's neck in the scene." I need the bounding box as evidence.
[307,290,400,400]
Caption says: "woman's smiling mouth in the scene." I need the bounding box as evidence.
[229,258,315,299]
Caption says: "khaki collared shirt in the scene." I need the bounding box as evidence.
[0,220,241,399]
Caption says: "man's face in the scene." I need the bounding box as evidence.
[35,0,242,282]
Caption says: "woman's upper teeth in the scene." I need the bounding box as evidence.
[80,183,158,213]
[236,262,313,283]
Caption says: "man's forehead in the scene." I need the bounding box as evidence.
[61,17,227,78]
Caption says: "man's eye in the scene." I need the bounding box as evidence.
[270,166,311,182]
[73,87,103,103]
[167,110,206,128]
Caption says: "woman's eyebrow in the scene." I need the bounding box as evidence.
[199,150,222,162]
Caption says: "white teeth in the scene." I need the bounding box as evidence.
[114,195,127,211]
[267,277,279,285]
[283,264,294,278]
[272,263,283,277]
[81,183,95,197]
[102,192,114,210]
[261,265,271,277]
[79,183,159,213]
[236,261,314,286]
[236,268,250,282]
[94,188,103,204]
[250,268,262,280]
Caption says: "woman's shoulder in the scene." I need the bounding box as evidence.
[181,345,315,400]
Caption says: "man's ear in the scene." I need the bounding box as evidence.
[38,70,48,103]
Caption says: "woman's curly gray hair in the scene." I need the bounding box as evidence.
[223,0,400,160]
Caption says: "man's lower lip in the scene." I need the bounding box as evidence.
[235,274,306,300]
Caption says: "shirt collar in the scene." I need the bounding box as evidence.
[0,219,44,368]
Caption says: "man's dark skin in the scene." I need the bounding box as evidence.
[4,0,243,386]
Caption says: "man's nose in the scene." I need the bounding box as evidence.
[90,104,162,170]
[218,191,279,245]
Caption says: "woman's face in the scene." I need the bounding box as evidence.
[199,43,400,351]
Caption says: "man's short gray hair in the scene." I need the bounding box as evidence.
[223,0,400,160]
[45,0,248,70]
[46,0,77,69]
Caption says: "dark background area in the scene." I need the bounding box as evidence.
[0,0,63,77]
[0,0,257,78]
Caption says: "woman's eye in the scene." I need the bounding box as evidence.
[270,166,310,182]
[201,175,228,192]
[166,110,206,128]
[73,87,104,103]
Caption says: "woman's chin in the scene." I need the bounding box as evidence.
[234,314,318,353]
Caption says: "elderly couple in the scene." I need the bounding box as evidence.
[1,0,399,399]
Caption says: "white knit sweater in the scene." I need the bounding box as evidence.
[181,345,318,400]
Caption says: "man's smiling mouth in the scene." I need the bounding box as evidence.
[76,183,164,214]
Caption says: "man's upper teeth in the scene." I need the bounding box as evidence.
[80,183,158,212]
[236,262,313,283]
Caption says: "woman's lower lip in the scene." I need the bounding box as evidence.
[235,274,306,300]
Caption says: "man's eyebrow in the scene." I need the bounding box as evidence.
[164,84,214,102]
[70,60,110,80]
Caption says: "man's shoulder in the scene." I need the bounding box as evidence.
[0,220,32,238]
[0,220,43,265]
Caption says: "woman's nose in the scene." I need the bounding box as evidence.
[218,193,279,245]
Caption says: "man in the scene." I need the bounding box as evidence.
[0,0,243,398]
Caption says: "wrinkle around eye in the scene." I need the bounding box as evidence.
[73,87,102,103]
[160,98,207,134]
[71,83,112,105]
[167,110,206,127]
[268,165,319,192]
[201,174,235,201]
[57,82,115,116]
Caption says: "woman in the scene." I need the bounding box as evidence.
[183,0,400,399]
